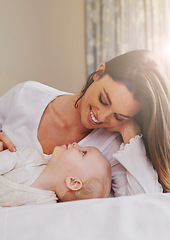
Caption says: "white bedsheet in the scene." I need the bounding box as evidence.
[0,193,170,240]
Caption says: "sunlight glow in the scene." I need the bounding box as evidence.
[162,45,170,56]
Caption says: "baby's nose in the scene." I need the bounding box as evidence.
[72,142,78,148]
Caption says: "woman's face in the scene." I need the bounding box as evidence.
[79,74,140,129]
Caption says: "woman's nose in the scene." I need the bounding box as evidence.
[97,109,112,123]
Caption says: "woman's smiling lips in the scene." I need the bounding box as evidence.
[88,107,101,125]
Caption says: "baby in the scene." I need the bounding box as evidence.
[0,142,111,207]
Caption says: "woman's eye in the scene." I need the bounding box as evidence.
[114,113,123,122]
[98,93,108,106]
[82,151,87,156]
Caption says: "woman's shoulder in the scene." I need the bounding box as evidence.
[8,81,71,108]
[18,81,68,96]
[1,81,71,108]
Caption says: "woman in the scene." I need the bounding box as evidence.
[0,50,169,194]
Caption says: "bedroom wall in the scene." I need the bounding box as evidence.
[0,0,86,96]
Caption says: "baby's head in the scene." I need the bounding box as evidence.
[50,142,111,202]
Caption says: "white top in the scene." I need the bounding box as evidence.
[0,81,163,196]
[111,135,162,196]
[0,147,57,207]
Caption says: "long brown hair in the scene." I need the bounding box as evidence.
[76,50,170,192]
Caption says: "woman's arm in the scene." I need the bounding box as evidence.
[0,84,23,152]
[107,119,162,196]
[111,135,163,196]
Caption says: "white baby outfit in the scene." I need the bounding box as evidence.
[0,147,57,207]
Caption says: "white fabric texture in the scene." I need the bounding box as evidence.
[0,147,57,206]
[0,192,169,240]
[0,81,162,196]
[111,135,163,196]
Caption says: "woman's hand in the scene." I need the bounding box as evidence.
[106,119,141,145]
[0,132,16,152]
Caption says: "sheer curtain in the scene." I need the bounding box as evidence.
[86,0,170,78]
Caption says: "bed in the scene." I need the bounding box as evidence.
[0,192,170,240]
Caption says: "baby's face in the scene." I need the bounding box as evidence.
[51,143,110,181]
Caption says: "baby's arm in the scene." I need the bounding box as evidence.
[0,149,18,174]
[111,135,163,197]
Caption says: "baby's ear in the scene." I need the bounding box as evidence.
[66,177,82,191]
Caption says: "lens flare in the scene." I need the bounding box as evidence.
[162,45,170,57]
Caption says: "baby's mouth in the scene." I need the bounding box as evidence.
[65,144,68,149]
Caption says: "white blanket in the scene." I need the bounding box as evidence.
[0,192,170,240]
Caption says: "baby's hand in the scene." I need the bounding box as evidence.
[106,119,141,145]
[0,132,16,152]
